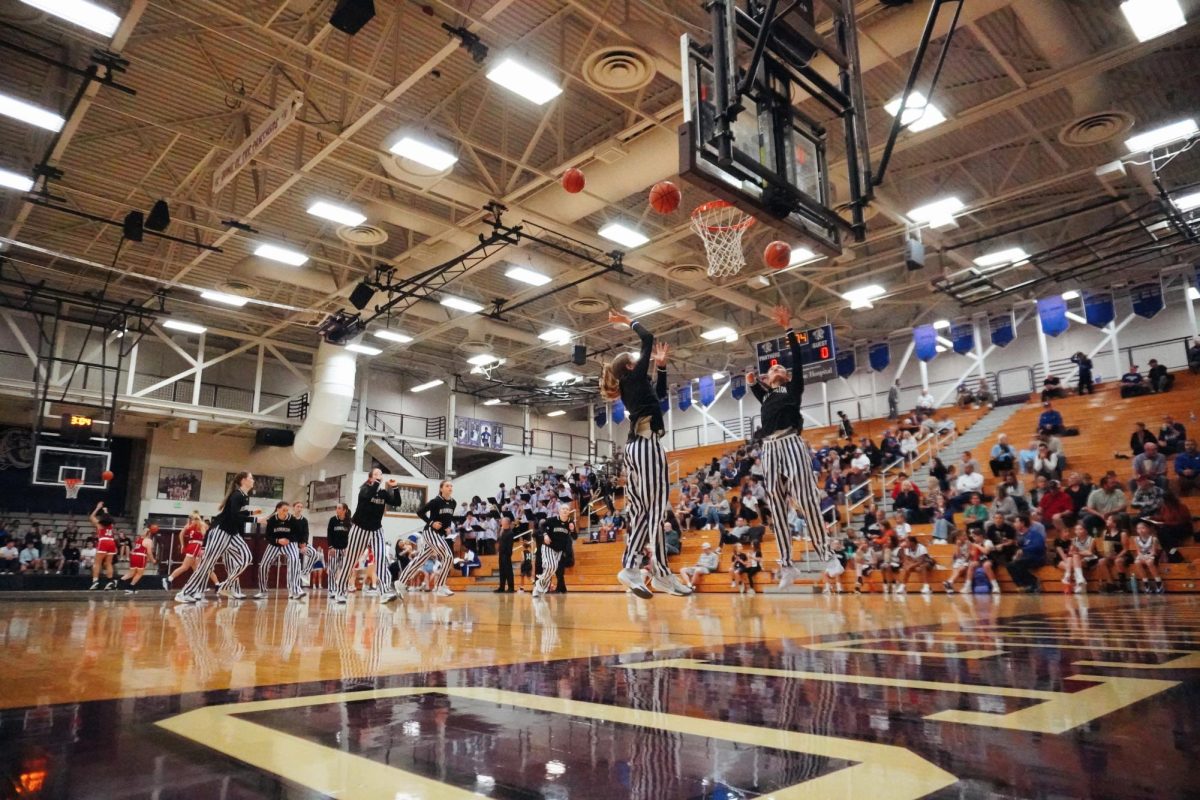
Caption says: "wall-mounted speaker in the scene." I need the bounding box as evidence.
[572,344,587,365]
[330,0,375,35]
[255,428,295,447]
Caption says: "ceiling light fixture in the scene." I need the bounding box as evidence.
[373,330,413,343]
[388,134,458,171]
[700,326,738,342]
[973,247,1030,268]
[712,372,726,380]
[1120,0,1186,42]
[544,370,578,383]
[0,168,34,192]
[884,90,947,132]
[598,222,650,249]
[546,410,566,417]
[199,290,250,307]
[505,265,551,286]
[538,328,572,344]
[346,343,382,356]
[789,247,819,266]
[623,298,661,315]
[486,56,563,105]
[162,319,206,334]
[840,285,886,309]
[19,0,121,36]
[440,295,485,313]
[411,450,431,458]
[907,197,965,228]
[1189,287,1200,301]
[932,319,951,330]
[307,200,367,226]
[254,243,309,266]
[411,379,444,393]
[467,354,500,366]
[1173,191,1200,212]
[1060,290,1080,301]
[0,92,65,132]
[1125,119,1197,153]
[483,398,504,406]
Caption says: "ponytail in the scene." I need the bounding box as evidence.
[220,471,251,511]
[599,363,620,401]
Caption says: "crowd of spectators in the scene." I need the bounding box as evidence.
[0,518,103,576]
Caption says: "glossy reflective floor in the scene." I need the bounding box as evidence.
[1,593,1197,799]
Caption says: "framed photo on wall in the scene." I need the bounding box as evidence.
[309,475,343,511]
[156,467,202,502]
[227,472,285,500]
[385,483,427,516]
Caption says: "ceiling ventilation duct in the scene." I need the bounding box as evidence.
[582,46,657,93]
[336,223,389,246]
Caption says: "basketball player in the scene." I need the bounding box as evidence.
[291,501,316,586]
[600,311,692,598]
[533,503,574,598]
[120,526,156,594]
[88,501,117,590]
[163,512,218,592]
[325,502,351,600]
[748,305,830,588]
[331,468,402,604]
[176,472,258,603]
[256,502,303,600]
[396,479,457,599]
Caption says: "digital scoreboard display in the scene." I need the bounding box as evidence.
[754,324,837,383]
[61,413,94,444]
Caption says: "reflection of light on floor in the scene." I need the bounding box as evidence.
[545,759,566,777]
[401,720,420,737]
[476,774,495,789]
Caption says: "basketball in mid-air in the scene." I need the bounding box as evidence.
[763,240,792,270]
[648,180,681,214]
[561,167,585,193]
[101,470,114,481]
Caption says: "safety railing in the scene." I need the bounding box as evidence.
[364,409,443,478]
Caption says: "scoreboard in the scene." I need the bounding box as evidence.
[754,324,837,383]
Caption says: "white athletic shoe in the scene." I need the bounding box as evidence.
[394,581,407,600]
[1074,582,1087,594]
[881,584,890,595]
[920,585,932,595]
[161,578,170,591]
[746,588,756,596]
[531,586,544,598]
[650,574,693,597]
[253,591,267,600]
[617,568,652,599]
[174,592,196,604]
[894,585,907,596]
[89,580,101,590]
[301,576,311,588]
[434,586,454,597]
[336,595,347,604]
[365,588,379,596]
[943,581,955,594]
[776,565,802,590]
[380,593,397,604]
[124,589,135,595]
[991,582,1001,595]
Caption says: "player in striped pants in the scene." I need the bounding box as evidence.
[331,469,400,604]
[397,480,457,598]
[256,502,303,599]
[177,472,257,603]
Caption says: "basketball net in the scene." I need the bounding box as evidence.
[63,477,82,500]
[690,200,756,278]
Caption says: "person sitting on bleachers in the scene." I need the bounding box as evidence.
[1017,437,1040,474]
[1176,439,1200,496]
[680,542,721,590]
[1037,479,1074,525]
[955,383,973,408]
[895,534,936,595]
[1147,359,1173,393]
[1189,338,1200,374]
[1120,365,1150,398]
[1130,474,1165,517]
[859,437,883,468]
[1149,491,1194,555]
[1131,441,1168,490]
[989,434,1016,477]
[893,479,923,523]
[975,378,993,407]
[991,485,1020,519]
[693,493,722,531]
[1129,422,1157,456]
[1158,415,1186,455]
[1064,472,1093,515]
[1032,443,1061,480]
[951,464,985,510]
[1082,472,1127,530]
[19,542,42,573]
[1006,514,1047,593]
[0,540,19,573]
[1041,374,1065,402]
[915,388,936,415]
[1037,401,1064,435]
[962,493,990,528]
[880,430,901,463]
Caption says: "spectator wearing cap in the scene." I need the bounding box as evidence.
[1158,415,1186,455]
[1120,365,1149,398]
[1130,474,1165,516]
[1037,479,1074,524]
[1176,439,1200,496]
[1037,401,1064,435]
[1147,359,1173,393]
[680,542,721,590]
[1131,441,1168,490]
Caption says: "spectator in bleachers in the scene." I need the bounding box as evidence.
[958,450,982,475]
[0,540,18,573]
[1083,473,1127,530]
[1176,439,1200,496]
[916,388,936,415]
[893,480,923,523]
[989,434,1016,476]
[1097,512,1132,593]
[1158,415,1186,455]
[680,542,720,590]
[1150,491,1194,555]
[62,539,82,576]
[1041,374,1064,402]
[42,536,64,573]
[1037,401,1064,435]
[1189,339,1200,373]
[898,430,918,464]
[986,510,1016,549]
[1120,365,1149,398]
[951,464,985,511]
[1147,359,1173,393]
[837,410,854,439]
[1071,352,1094,395]
[1032,443,1061,480]
[1006,514,1046,593]
[664,525,682,557]
[999,470,1029,506]
[1131,441,1168,489]
[930,456,951,492]
[859,437,883,468]
[880,430,901,463]
[1064,472,1093,515]
[895,534,936,595]
[1017,437,1040,475]
[963,493,989,528]
[19,542,42,573]
[1129,421,1157,456]
[1037,479,1074,525]
[888,379,901,418]
[955,383,974,408]
[1131,474,1165,517]
[991,485,1020,519]
[1029,474,1049,508]
[975,377,993,407]
[1130,519,1165,594]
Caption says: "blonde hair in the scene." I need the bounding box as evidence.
[599,352,634,401]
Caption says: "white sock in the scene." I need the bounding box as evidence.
[1074,568,1085,585]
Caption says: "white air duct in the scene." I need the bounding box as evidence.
[249,341,356,471]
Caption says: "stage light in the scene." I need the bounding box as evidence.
[19,0,120,36]
[440,295,484,313]
[933,319,951,330]
[544,370,578,383]
[1061,290,1080,301]
[373,330,413,343]
[505,265,551,286]
[162,319,206,334]
[145,199,170,231]
[623,297,661,314]
[701,327,738,342]
[0,168,33,192]
[0,92,65,132]
[841,285,886,309]
[712,372,726,380]
[599,222,650,248]
[346,342,382,355]
[388,135,458,171]
[467,354,500,366]
[254,243,309,266]
[200,290,249,307]
[307,200,366,226]
[411,379,444,392]
[486,57,562,105]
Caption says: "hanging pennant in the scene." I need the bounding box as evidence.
[913,325,938,362]
[611,400,625,425]
[677,384,692,411]
[594,406,607,429]
[1037,296,1069,337]
[1130,280,1164,319]
[989,311,1015,347]
[730,373,746,400]
[950,320,974,355]
[1082,290,1115,328]
[659,395,670,413]
[698,375,715,407]
[868,342,890,372]
[835,349,856,378]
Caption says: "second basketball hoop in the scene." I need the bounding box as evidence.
[690,200,756,279]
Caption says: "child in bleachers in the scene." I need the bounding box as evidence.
[1130,520,1165,594]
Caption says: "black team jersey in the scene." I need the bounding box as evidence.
[352,481,401,530]
[327,515,350,549]
[620,321,669,437]
[418,495,457,530]
[750,328,805,436]
[213,490,252,532]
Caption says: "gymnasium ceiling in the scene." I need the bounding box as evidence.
[1,0,1199,402]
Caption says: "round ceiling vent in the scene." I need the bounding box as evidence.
[337,223,388,246]
[582,46,657,93]
[456,339,490,354]
[213,279,259,299]
[568,296,607,314]
[669,263,709,282]
[1058,111,1134,148]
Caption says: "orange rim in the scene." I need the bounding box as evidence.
[691,200,757,233]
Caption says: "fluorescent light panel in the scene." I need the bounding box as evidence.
[598,222,650,248]
[388,135,457,171]
[373,329,413,343]
[346,343,382,356]
[1125,119,1197,153]
[19,0,121,36]
[483,398,504,406]
[505,265,551,286]
[1061,290,1080,301]
[306,200,366,226]
[546,410,566,417]
[0,92,65,132]
[538,328,572,344]
[485,57,563,105]
[841,285,886,303]
[1174,191,1200,212]
[623,298,661,314]
[0,168,34,192]
[883,90,947,132]
[701,326,738,342]
[162,319,206,334]
[974,247,1029,268]
[199,289,249,307]
[1188,287,1200,301]
[544,370,577,383]
[712,372,726,380]
[932,319,951,330]
[467,354,500,366]
[789,247,818,265]
[1119,0,1186,42]
[254,243,308,266]
[440,295,484,313]
[411,379,443,393]
[412,450,431,457]
[907,197,964,227]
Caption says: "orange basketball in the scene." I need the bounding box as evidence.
[102,470,114,481]
[648,180,681,214]
[764,240,792,270]
[561,167,585,194]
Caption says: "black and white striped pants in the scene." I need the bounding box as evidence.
[762,433,829,564]
[181,526,251,597]
[622,434,670,576]
[397,526,453,590]
[325,546,345,591]
[332,525,392,600]
[258,542,301,595]
[298,545,316,578]
[534,547,562,595]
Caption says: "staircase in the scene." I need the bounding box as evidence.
[908,403,1024,487]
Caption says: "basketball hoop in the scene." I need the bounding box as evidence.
[690,200,756,279]
[63,477,82,500]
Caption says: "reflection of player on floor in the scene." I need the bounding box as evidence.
[601,311,693,598]
[176,472,259,603]
[88,501,117,590]
[330,468,400,604]
[164,512,218,592]
[396,480,457,598]
[749,306,831,588]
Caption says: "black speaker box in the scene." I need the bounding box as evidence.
[905,238,926,271]
[255,428,295,447]
[349,281,375,310]
[572,344,587,365]
[330,0,375,35]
